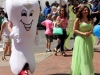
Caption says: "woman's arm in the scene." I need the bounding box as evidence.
[73,18,91,36]
[56,16,64,26]
[8,21,13,33]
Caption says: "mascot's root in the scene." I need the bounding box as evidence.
[18,63,29,75]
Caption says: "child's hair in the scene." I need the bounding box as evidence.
[5,13,8,19]
[47,14,52,19]
[72,6,79,14]
[52,6,57,11]
[0,11,5,15]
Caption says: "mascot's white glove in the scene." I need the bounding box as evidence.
[10,31,21,43]
[34,34,40,46]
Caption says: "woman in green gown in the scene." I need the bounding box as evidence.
[71,6,94,75]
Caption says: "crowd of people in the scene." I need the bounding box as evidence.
[39,0,100,75]
[39,0,100,53]
[0,0,100,75]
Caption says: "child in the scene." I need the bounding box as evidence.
[41,14,53,52]
[0,13,11,61]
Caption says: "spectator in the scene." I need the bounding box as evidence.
[38,1,42,13]
[53,6,68,56]
[0,11,7,23]
[51,6,58,18]
[43,1,51,18]
[70,6,94,75]
[41,14,53,52]
[0,13,11,61]
[91,0,100,25]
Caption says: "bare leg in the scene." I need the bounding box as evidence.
[8,46,11,56]
[46,40,48,50]
[2,42,8,61]
[48,42,51,50]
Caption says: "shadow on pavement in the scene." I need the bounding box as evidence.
[94,49,100,52]
[48,74,69,75]
[48,73,100,75]
[95,73,100,75]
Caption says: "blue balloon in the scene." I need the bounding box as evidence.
[93,24,100,37]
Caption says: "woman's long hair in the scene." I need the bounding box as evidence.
[59,5,67,18]
[76,6,93,21]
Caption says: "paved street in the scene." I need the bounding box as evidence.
[0,30,100,75]
[0,30,74,55]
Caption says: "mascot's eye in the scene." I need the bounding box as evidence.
[21,10,27,16]
[29,10,34,16]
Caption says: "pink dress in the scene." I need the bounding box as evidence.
[41,19,53,35]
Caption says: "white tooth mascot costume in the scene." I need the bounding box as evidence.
[6,0,40,75]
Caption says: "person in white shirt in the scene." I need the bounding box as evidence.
[0,13,11,61]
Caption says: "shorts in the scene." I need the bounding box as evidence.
[3,36,11,43]
[2,35,11,48]
[45,34,53,42]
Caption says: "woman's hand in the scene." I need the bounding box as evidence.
[61,19,64,22]
[84,32,92,37]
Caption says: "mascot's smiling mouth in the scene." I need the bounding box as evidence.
[20,19,33,31]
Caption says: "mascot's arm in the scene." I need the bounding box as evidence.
[36,27,38,34]
[34,27,40,46]
[8,21,21,43]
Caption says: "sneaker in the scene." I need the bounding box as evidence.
[46,49,52,52]
[19,70,28,75]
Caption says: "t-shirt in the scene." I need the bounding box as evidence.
[56,16,68,30]
[41,19,53,35]
[2,17,7,23]
[43,6,51,17]
[92,3,100,23]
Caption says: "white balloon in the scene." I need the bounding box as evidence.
[6,0,40,74]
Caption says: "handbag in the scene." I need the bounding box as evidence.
[53,27,63,35]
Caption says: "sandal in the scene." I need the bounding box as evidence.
[2,57,7,61]
[62,52,67,56]
[53,48,58,56]
[55,51,57,56]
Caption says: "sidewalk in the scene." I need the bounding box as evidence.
[0,49,100,75]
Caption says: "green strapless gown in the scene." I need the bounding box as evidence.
[70,22,94,75]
